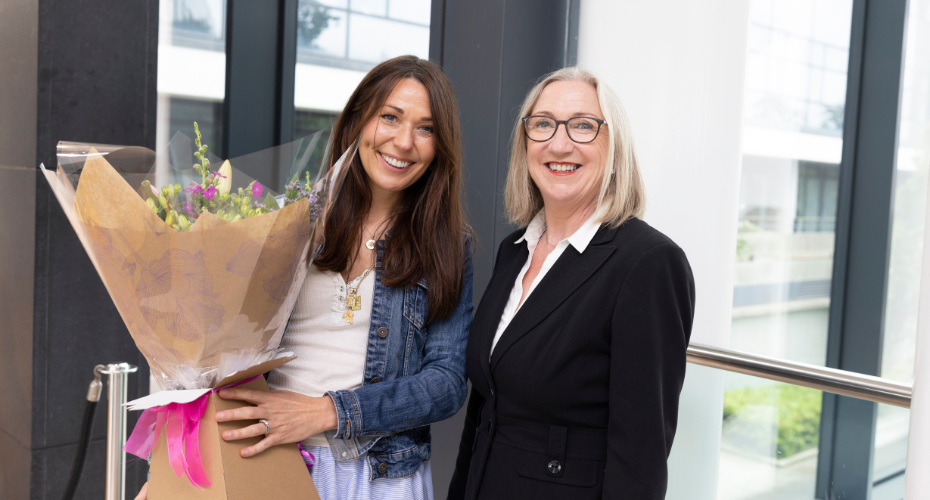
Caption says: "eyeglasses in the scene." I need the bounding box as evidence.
[522,116,606,144]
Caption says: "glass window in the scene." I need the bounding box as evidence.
[298,5,348,59]
[157,0,227,157]
[882,0,930,385]
[293,0,431,139]
[348,14,430,64]
[717,373,908,500]
[388,0,432,25]
[724,1,854,498]
[873,0,930,488]
[732,0,852,368]
[351,0,386,17]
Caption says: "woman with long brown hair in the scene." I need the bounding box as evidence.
[211,55,473,499]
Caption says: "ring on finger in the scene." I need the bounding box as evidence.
[259,419,270,435]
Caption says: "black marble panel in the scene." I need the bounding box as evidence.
[29,438,149,500]
[35,0,158,169]
[32,178,151,449]
[32,0,158,495]
[431,4,573,497]
[441,0,508,303]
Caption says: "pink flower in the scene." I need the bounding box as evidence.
[212,170,227,179]
[251,182,263,198]
[184,184,204,195]
[203,185,217,201]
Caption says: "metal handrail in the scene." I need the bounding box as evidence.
[687,343,912,408]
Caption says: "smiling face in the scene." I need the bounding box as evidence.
[526,80,608,216]
[358,78,436,204]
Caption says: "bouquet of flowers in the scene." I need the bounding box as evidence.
[41,126,354,498]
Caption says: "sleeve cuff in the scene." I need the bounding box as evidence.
[326,390,361,440]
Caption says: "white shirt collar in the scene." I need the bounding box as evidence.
[515,208,603,253]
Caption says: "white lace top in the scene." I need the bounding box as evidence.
[267,262,375,447]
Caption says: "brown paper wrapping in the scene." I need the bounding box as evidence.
[51,151,311,389]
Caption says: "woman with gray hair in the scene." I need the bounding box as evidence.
[448,67,695,500]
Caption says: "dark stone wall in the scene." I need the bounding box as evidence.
[31,1,159,498]
[426,1,575,498]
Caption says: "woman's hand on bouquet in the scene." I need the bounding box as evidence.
[215,388,338,458]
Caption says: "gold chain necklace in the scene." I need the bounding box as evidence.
[343,267,374,324]
[345,221,385,323]
[365,221,387,250]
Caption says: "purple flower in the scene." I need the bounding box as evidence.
[184,184,204,195]
[182,201,195,215]
[212,170,227,179]
[251,182,263,198]
[203,185,217,201]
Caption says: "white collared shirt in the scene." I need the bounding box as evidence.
[490,209,604,356]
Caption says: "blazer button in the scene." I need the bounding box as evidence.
[377,326,388,338]
[547,460,562,475]
[378,462,388,474]
[371,376,382,384]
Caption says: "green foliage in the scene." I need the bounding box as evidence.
[735,220,760,261]
[723,384,822,458]
[298,4,336,47]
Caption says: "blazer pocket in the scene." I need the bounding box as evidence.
[516,450,598,488]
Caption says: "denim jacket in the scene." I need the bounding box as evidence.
[317,238,473,479]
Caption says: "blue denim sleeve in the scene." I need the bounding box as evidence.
[328,241,474,438]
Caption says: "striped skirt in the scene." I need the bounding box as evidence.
[306,445,434,500]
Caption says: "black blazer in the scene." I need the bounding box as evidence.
[448,217,695,500]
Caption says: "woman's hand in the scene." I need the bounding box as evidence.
[215,388,338,458]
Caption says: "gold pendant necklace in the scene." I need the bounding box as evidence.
[343,267,374,324]
[365,224,381,251]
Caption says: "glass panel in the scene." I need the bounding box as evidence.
[293,0,430,138]
[352,0,387,16]
[732,0,853,368]
[348,14,430,63]
[157,0,227,157]
[874,0,930,486]
[297,4,348,59]
[294,110,339,166]
[171,0,226,48]
[718,373,908,500]
[388,0,432,25]
[882,0,930,385]
[725,1,856,496]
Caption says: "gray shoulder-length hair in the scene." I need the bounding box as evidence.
[504,67,645,229]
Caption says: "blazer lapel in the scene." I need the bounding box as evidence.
[490,230,617,371]
[475,240,529,386]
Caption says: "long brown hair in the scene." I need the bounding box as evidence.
[314,55,468,323]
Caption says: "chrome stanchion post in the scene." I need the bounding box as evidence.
[98,363,138,500]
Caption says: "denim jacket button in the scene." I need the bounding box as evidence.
[371,376,382,384]
[377,326,388,338]
[378,462,389,474]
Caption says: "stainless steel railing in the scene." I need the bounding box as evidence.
[98,363,138,500]
[686,343,913,408]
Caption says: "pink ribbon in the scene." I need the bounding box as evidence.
[297,443,316,472]
[124,375,263,488]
